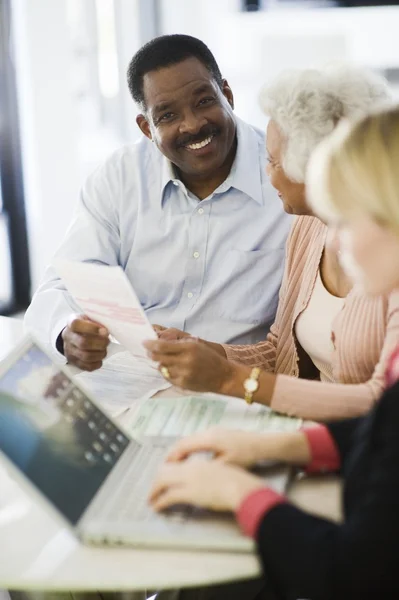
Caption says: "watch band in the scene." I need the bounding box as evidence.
[243,367,261,405]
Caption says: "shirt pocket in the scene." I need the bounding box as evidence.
[216,247,285,325]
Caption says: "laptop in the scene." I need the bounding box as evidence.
[0,335,290,552]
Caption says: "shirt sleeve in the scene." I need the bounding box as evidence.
[385,344,399,388]
[24,155,123,352]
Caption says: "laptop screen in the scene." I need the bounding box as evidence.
[0,342,131,524]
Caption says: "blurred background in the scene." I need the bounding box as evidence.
[1,0,399,316]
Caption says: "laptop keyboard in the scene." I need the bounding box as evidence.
[86,438,290,529]
[110,444,168,521]
[89,439,182,524]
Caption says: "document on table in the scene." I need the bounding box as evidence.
[53,259,156,358]
[127,393,301,438]
[74,348,171,417]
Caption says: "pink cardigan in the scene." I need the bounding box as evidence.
[223,216,399,421]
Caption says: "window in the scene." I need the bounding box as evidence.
[0,0,30,314]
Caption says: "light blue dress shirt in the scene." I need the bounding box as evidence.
[25,117,292,353]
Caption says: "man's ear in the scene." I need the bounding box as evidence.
[136,114,152,140]
[221,79,234,110]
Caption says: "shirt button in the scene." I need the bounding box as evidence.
[173,180,179,186]
[187,292,193,299]
[198,208,204,215]
[193,251,200,259]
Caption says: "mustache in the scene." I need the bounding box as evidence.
[177,125,220,148]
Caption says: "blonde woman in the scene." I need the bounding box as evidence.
[147,66,398,422]
[150,106,399,600]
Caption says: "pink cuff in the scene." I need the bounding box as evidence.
[236,487,286,538]
[385,346,399,388]
[303,425,341,474]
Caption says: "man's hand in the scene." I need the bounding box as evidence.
[61,314,110,371]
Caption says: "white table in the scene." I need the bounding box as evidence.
[0,317,25,361]
[0,316,341,592]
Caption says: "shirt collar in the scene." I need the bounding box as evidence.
[217,117,264,205]
[160,156,178,195]
[160,116,264,205]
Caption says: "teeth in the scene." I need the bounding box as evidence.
[187,135,213,150]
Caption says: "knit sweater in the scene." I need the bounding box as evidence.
[223,216,399,421]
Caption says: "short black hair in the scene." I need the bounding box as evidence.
[127,34,224,110]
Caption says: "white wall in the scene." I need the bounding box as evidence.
[115,0,142,143]
[159,1,399,128]
[11,0,399,298]
[12,0,145,297]
[159,0,239,73]
[12,0,81,293]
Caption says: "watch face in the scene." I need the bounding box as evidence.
[245,379,258,393]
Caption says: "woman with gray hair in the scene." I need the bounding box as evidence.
[260,65,389,192]
[151,105,399,600]
[147,65,399,423]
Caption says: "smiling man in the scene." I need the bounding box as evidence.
[25,35,291,371]
[134,54,237,201]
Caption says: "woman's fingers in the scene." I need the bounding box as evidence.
[160,329,190,341]
[144,340,188,355]
[151,326,190,341]
[166,431,221,462]
[151,487,190,512]
[149,464,184,503]
[150,463,208,511]
[149,461,252,513]
[146,341,198,388]
[145,339,229,394]
[145,339,200,363]
[152,324,167,336]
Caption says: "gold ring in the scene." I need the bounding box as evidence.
[160,366,170,379]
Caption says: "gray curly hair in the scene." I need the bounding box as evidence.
[260,65,392,183]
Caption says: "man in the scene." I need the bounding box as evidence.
[25,34,291,371]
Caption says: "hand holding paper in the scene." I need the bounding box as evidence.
[54,260,156,359]
[62,314,110,371]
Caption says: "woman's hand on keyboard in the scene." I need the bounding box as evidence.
[165,427,311,469]
[165,428,267,468]
[149,460,264,513]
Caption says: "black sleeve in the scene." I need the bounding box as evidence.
[256,384,399,600]
[55,330,65,355]
[325,416,364,465]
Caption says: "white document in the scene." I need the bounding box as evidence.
[74,348,171,417]
[127,393,301,438]
[53,259,156,358]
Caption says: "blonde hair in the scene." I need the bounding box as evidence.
[260,65,391,182]
[307,106,399,237]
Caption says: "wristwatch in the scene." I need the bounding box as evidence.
[243,367,261,404]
